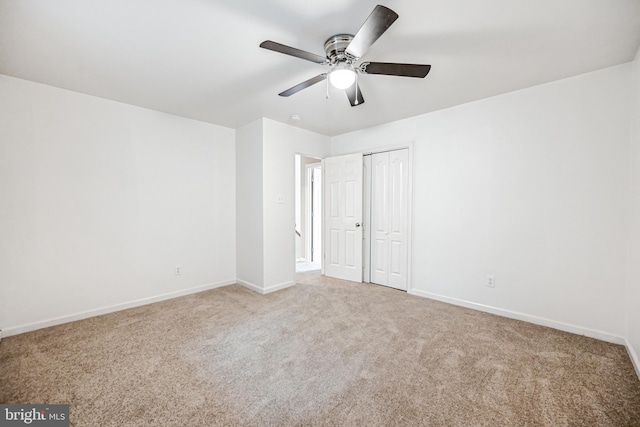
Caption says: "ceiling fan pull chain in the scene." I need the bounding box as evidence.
[355,72,359,105]
[326,75,330,100]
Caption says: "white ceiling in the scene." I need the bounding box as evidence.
[1,0,640,136]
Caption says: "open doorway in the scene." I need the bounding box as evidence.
[295,154,322,273]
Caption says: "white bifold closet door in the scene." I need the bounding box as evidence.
[369,149,409,290]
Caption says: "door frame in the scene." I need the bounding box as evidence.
[305,162,322,263]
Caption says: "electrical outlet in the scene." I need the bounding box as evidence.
[487,275,495,288]
[175,265,182,276]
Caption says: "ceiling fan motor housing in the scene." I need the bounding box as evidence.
[324,34,356,64]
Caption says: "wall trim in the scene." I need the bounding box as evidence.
[236,279,263,293]
[409,289,626,345]
[237,279,295,295]
[626,339,640,380]
[264,281,294,294]
[1,279,236,337]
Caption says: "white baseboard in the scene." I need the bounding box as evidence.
[264,281,294,294]
[626,339,640,380]
[1,279,236,337]
[236,279,263,293]
[236,279,294,295]
[409,289,626,345]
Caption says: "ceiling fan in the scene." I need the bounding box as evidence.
[260,5,431,107]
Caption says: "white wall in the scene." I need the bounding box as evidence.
[235,119,265,288]
[262,119,329,290]
[331,64,632,341]
[0,75,236,335]
[234,118,329,293]
[3,58,636,360]
[628,48,640,374]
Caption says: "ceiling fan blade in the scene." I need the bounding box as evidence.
[278,74,328,97]
[345,5,399,58]
[260,40,328,64]
[360,62,431,78]
[346,83,365,107]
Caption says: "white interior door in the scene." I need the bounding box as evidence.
[323,153,363,282]
[370,149,409,290]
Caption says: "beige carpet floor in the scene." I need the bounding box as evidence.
[1,272,639,426]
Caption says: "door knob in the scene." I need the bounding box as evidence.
[355,223,361,228]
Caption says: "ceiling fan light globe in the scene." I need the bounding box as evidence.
[329,69,356,89]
